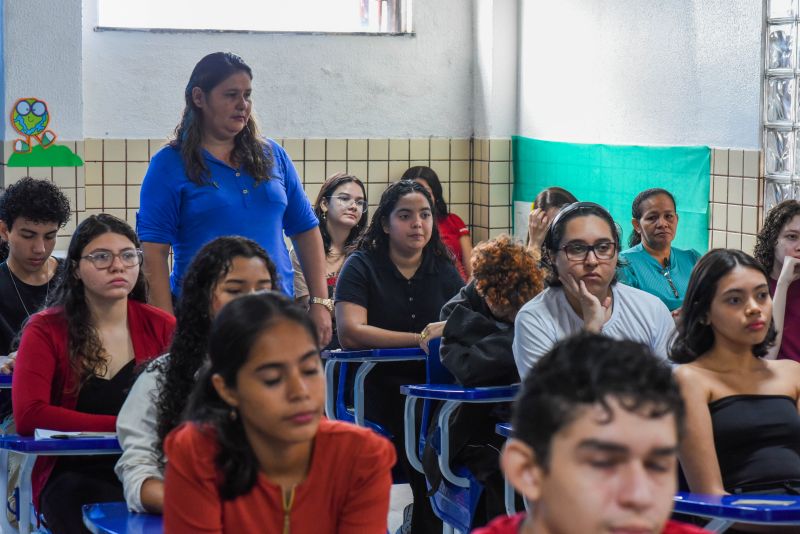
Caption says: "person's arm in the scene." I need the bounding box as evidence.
[765,256,800,360]
[292,228,332,346]
[163,425,223,534]
[527,208,549,253]
[674,366,727,494]
[337,432,396,534]
[459,235,473,278]
[650,300,676,360]
[290,248,310,308]
[336,302,419,349]
[13,315,116,435]
[115,366,165,513]
[142,242,174,315]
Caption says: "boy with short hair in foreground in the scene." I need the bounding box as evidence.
[475,332,709,534]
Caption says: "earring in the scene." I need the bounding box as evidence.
[321,211,327,222]
[229,407,238,421]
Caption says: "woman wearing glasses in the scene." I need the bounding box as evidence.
[513,202,674,379]
[618,188,701,313]
[291,172,367,350]
[12,214,175,533]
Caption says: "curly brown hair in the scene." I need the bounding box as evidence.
[754,200,800,274]
[471,234,545,311]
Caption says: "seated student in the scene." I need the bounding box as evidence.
[163,292,395,533]
[618,188,701,313]
[672,249,800,498]
[513,202,674,378]
[115,236,276,513]
[335,179,464,533]
[426,234,543,527]
[526,186,577,255]
[0,177,71,356]
[477,332,710,534]
[754,200,800,362]
[402,166,472,280]
[12,214,175,533]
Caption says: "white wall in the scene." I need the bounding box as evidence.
[518,0,763,148]
[82,0,475,139]
[4,0,83,141]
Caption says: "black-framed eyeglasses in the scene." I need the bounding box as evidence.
[663,268,680,298]
[332,194,368,211]
[560,241,617,261]
[80,249,143,270]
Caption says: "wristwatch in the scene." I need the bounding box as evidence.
[310,297,334,313]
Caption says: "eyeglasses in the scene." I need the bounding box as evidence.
[80,249,143,269]
[332,194,367,211]
[663,268,679,298]
[560,241,617,261]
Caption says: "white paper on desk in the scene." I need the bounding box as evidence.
[34,429,116,440]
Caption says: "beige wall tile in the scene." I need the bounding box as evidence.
[127,185,141,208]
[76,166,85,188]
[742,206,758,234]
[368,182,388,201]
[305,161,326,183]
[368,139,389,160]
[726,232,742,249]
[85,139,103,161]
[727,177,743,204]
[56,235,71,251]
[104,162,126,185]
[389,161,409,181]
[61,216,76,236]
[409,160,428,170]
[429,161,449,181]
[60,188,77,214]
[283,139,304,161]
[490,206,510,227]
[76,187,85,211]
[711,203,727,230]
[489,139,511,161]
[742,178,758,206]
[741,234,757,254]
[126,209,138,226]
[489,227,511,239]
[86,186,103,209]
[347,161,368,181]
[711,230,726,248]
[86,162,104,185]
[727,205,742,232]
[450,161,470,182]
[389,139,409,160]
[127,140,149,161]
[712,149,728,175]
[473,227,489,243]
[74,141,85,159]
[489,184,510,206]
[728,149,744,177]
[430,139,450,160]
[53,167,75,188]
[149,139,168,155]
[450,183,470,204]
[127,162,149,185]
[409,139,429,160]
[743,150,760,178]
[305,139,325,161]
[451,139,471,160]
[347,139,368,161]
[712,176,728,202]
[450,203,470,224]
[368,161,389,182]
[104,208,127,220]
[489,162,510,183]
[294,162,305,182]
[326,139,347,161]
[326,161,347,177]
[304,182,322,201]
[104,185,126,208]
[104,140,125,162]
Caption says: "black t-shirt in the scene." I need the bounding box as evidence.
[0,259,65,355]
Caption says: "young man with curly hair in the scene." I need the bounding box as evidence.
[476,333,710,534]
[0,177,71,355]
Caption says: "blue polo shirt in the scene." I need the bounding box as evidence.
[617,243,701,311]
[137,140,317,297]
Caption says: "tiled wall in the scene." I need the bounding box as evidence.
[0,139,763,256]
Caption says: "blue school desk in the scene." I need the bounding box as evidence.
[82,502,162,534]
[673,492,800,532]
[0,374,12,389]
[0,435,121,534]
[323,347,427,427]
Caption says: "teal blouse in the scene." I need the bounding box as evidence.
[617,244,701,311]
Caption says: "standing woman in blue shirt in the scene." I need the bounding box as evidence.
[137,52,331,344]
[618,188,701,313]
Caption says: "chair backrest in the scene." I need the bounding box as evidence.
[424,338,453,385]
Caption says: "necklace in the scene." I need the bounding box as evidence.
[6,260,52,318]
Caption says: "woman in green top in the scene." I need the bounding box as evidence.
[618,188,701,313]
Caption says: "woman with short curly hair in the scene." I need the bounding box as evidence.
[754,200,800,361]
[115,236,275,514]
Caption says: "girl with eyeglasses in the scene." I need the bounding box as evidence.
[12,214,176,533]
[618,188,701,313]
[513,202,674,379]
[290,172,367,350]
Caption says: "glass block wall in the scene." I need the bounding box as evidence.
[765,0,800,210]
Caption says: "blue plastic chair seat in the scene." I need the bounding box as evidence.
[82,502,162,534]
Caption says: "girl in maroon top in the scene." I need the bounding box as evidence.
[163,292,394,533]
[402,166,472,280]
[12,214,175,533]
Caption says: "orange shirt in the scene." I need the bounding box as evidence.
[164,418,396,534]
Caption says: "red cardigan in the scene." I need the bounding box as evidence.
[12,300,175,507]
[164,418,396,534]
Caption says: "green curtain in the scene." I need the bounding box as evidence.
[512,136,710,252]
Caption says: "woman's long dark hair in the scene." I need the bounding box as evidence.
[49,214,147,386]
[185,292,319,500]
[401,166,449,218]
[153,236,276,456]
[170,52,272,185]
[670,249,777,363]
[355,180,451,260]
[628,188,677,247]
[314,172,368,256]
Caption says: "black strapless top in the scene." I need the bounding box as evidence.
[709,394,800,492]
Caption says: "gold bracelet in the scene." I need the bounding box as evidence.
[420,330,428,341]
